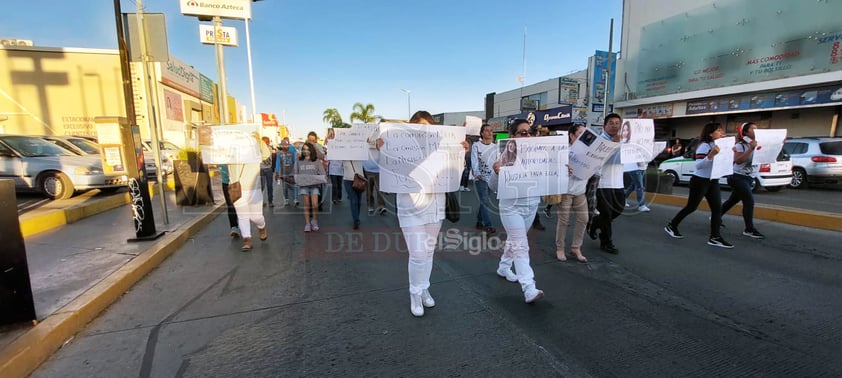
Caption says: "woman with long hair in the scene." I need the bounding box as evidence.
[296,142,326,232]
[719,122,765,239]
[499,140,518,167]
[492,119,545,303]
[620,121,632,144]
[471,124,497,234]
[555,124,590,263]
[664,122,733,248]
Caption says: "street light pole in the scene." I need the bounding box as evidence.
[401,89,411,119]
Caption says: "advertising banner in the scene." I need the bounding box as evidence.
[199,74,214,103]
[164,89,184,121]
[160,56,201,98]
[378,123,466,193]
[496,135,569,200]
[199,24,238,46]
[620,118,655,163]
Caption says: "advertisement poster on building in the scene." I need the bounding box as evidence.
[496,135,569,200]
[378,123,466,193]
[752,129,787,166]
[164,89,184,122]
[620,118,655,163]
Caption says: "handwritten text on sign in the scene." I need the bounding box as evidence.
[198,124,261,164]
[378,123,466,193]
[326,124,377,161]
[620,118,656,163]
[569,128,620,180]
[496,135,569,200]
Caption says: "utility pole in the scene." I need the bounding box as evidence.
[214,16,229,123]
[603,18,614,121]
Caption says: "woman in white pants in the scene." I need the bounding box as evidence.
[377,111,468,317]
[493,119,544,303]
[230,134,272,251]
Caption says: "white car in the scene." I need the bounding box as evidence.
[659,140,792,192]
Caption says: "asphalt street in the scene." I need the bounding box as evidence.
[31,187,842,377]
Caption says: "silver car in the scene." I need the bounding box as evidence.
[43,135,162,179]
[782,137,842,188]
[0,135,127,199]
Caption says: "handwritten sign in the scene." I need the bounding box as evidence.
[378,123,466,193]
[711,137,736,179]
[752,129,787,165]
[620,118,655,163]
[652,141,667,159]
[465,115,482,136]
[326,124,377,161]
[569,128,620,180]
[198,124,262,164]
[496,135,569,199]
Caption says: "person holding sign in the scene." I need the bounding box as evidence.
[719,122,765,239]
[664,122,733,248]
[296,142,327,232]
[376,111,470,317]
[471,124,498,234]
[492,119,545,304]
[230,133,272,251]
[588,113,625,254]
[555,124,590,263]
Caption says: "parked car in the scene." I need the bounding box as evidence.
[60,135,165,179]
[782,137,842,188]
[0,135,127,199]
[658,138,792,192]
[142,140,180,174]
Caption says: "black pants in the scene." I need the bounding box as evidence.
[221,182,238,228]
[330,174,343,202]
[593,188,624,243]
[721,174,755,231]
[671,175,722,238]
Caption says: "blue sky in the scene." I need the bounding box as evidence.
[1,0,622,139]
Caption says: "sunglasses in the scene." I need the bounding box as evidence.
[515,130,530,136]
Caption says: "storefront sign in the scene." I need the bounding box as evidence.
[199,24,238,46]
[180,0,251,20]
[160,56,201,98]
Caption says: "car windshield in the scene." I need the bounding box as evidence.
[1,136,75,157]
[69,138,100,154]
[819,141,842,155]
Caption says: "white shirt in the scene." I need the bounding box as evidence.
[397,192,445,228]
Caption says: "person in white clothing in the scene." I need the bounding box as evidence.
[229,133,271,251]
[377,110,469,317]
[492,119,545,304]
[588,113,624,254]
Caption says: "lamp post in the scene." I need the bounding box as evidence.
[401,89,411,119]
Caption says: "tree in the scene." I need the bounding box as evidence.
[322,108,347,128]
[349,102,379,123]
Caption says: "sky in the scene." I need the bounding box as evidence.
[1,0,623,140]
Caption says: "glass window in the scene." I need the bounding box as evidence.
[819,141,842,155]
[783,142,806,155]
[68,138,100,154]
[1,136,73,157]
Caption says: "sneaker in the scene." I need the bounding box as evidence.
[542,207,552,218]
[353,220,360,230]
[664,223,684,239]
[377,207,387,215]
[311,219,320,231]
[638,205,651,212]
[742,229,765,239]
[368,208,375,215]
[496,267,518,282]
[421,289,435,308]
[707,236,734,249]
[524,287,544,303]
[304,223,311,232]
[294,201,300,207]
[230,226,241,239]
[268,202,274,207]
[459,186,466,192]
[625,201,631,208]
[463,187,471,192]
[284,199,290,206]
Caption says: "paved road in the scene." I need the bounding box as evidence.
[32,188,842,377]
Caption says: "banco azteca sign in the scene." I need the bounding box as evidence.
[180,0,251,20]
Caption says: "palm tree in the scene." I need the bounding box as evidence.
[349,102,379,123]
[322,108,346,128]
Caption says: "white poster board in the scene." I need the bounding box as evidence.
[325,125,376,161]
[652,141,667,160]
[752,129,787,165]
[465,115,482,136]
[711,138,736,179]
[378,123,466,193]
[496,135,569,199]
[198,124,262,164]
[569,128,620,180]
[620,118,655,163]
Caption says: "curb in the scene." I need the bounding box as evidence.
[644,192,842,232]
[0,203,223,378]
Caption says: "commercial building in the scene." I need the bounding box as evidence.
[431,111,484,126]
[614,0,842,139]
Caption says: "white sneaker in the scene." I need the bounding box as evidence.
[638,205,651,212]
[310,219,319,231]
[410,294,424,317]
[625,201,631,208]
[463,187,471,192]
[304,223,311,232]
[421,289,435,308]
[496,267,518,282]
[524,287,544,303]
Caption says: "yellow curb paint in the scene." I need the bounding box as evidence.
[0,204,223,378]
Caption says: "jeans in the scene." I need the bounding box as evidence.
[593,188,625,244]
[343,180,362,223]
[624,170,645,206]
[281,179,298,203]
[364,171,386,210]
[498,198,538,292]
[221,182,238,228]
[475,180,492,227]
[330,174,343,202]
[259,168,274,203]
[671,175,722,238]
[721,174,755,231]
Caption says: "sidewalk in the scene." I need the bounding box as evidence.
[1,184,840,377]
[1,189,222,378]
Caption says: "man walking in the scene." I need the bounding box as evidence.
[588,113,624,253]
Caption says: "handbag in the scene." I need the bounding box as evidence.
[542,194,562,205]
[227,166,244,202]
[350,162,367,193]
[445,191,460,223]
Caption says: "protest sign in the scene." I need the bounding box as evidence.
[652,141,667,160]
[294,173,327,187]
[569,128,620,180]
[496,135,569,199]
[711,137,736,179]
[752,129,787,165]
[198,124,262,164]
[620,118,655,163]
[378,123,466,193]
[326,124,377,161]
[465,115,482,136]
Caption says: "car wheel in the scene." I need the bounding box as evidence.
[765,185,784,192]
[751,178,760,192]
[790,168,807,189]
[39,171,74,200]
[664,170,679,185]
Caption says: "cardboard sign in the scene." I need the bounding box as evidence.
[569,128,620,180]
[496,135,569,199]
[620,118,655,163]
[198,124,262,164]
[378,123,466,193]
